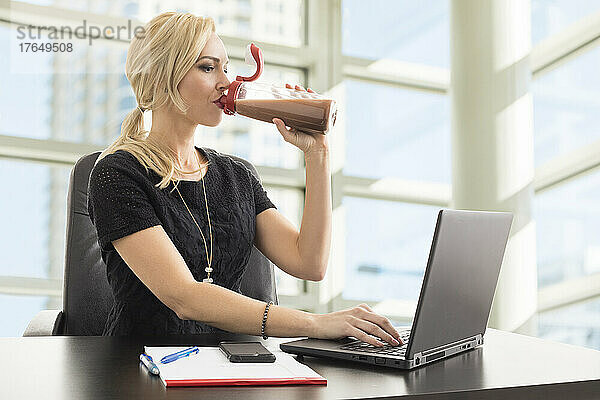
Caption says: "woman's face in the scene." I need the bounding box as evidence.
[177,32,231,127]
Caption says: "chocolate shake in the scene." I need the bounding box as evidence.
[235,98,337,135]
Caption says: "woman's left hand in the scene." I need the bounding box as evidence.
[272,84,329,155]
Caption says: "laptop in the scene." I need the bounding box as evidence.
[280,209,513,369]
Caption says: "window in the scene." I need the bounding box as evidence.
[537,296,600,350]
[0,159,71,280]
[265,187,304,297]
[10,0,600,345]
[0,294,54,337]
[344,79,450,183]
[342,0,449,67]
[0,24,53,140]
[533,45,600,166]
[343,197,439,302]
[2,22,131,141]
[534,168,600,288]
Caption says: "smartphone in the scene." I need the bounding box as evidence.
[218,341,276,363]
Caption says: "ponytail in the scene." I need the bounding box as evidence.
[122,107,146,140]
[97,107,147,165]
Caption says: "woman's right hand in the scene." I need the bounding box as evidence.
[312,303,403,347]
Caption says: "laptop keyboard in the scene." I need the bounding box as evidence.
[340,330,411,357]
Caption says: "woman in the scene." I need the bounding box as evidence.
[88,11,401,348]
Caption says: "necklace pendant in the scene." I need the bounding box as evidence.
[205,267,213,273]
[203,277,213,283]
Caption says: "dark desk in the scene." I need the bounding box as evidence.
[2,329,599,399]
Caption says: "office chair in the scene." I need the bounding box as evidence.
[23,150,279,336]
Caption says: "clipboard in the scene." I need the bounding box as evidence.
[144,345,327,387]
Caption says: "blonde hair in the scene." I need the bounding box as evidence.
[97,11,216,191]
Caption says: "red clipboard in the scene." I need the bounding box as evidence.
[165,377,327,387]
[144,346,327,388]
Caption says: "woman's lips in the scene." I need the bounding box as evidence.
[213,94,226,110]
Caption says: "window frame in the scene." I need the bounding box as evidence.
[2,0,600,321]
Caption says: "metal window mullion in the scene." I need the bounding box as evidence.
[531,10,600,79]
[0,134,307,188]
[534,137,600,194]
[538,272,600,313]
[342,175,451,207]
[300,0,344,313]
[222,36,317,70]
[2,0,141,35]
[0,276,62,297]
[0,134,101,165]
[342,56,449,94]
[302,0,329,312]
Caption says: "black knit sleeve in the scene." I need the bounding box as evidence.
[87,156,162,251]
[249,169,277,215]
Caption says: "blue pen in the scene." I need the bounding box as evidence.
[140,353,160,375]
[160,346,200,364]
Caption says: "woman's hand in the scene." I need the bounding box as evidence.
[272,83,329,155]
[313,303,403,347]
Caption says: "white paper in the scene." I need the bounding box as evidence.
[144,345,324,387]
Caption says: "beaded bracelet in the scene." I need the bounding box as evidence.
[261,301,274,340]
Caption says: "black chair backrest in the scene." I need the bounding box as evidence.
[62,151,278,335]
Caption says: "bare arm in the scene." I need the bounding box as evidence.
[177,281,316,337]
[112,224,402,346]
[254,150,332,281]
[253,209,312,281]
[298,149,332,278]
[112,224,316,337]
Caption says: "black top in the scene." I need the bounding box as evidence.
[87,146,277,335]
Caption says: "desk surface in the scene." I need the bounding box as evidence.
[2,329,599,400]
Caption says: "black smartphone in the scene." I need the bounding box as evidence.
[218,341,276,363]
